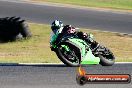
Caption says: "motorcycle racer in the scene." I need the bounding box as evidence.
[50,20,98,51]
[50,20,115,66]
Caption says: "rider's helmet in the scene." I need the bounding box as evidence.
[51,20,64,34]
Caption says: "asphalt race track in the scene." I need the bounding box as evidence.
[0,64,132,88]
[0,0,132,34]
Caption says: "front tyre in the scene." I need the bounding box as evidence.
[55,42,81,67]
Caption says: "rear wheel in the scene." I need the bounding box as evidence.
[98,46,115,66]
[55,42,81,66]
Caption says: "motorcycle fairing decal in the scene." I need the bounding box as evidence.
[68,38,100,65]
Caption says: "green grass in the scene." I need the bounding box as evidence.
[32,0,132,10]
[0,23,131,63]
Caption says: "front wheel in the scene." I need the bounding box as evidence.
[55,41,81,66]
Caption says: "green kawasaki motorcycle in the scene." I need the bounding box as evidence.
[50,31,115,66]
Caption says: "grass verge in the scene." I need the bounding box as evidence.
[0,23,131,63]
[31,0,132,10]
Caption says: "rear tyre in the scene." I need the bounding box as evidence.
[99,47,115,66]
